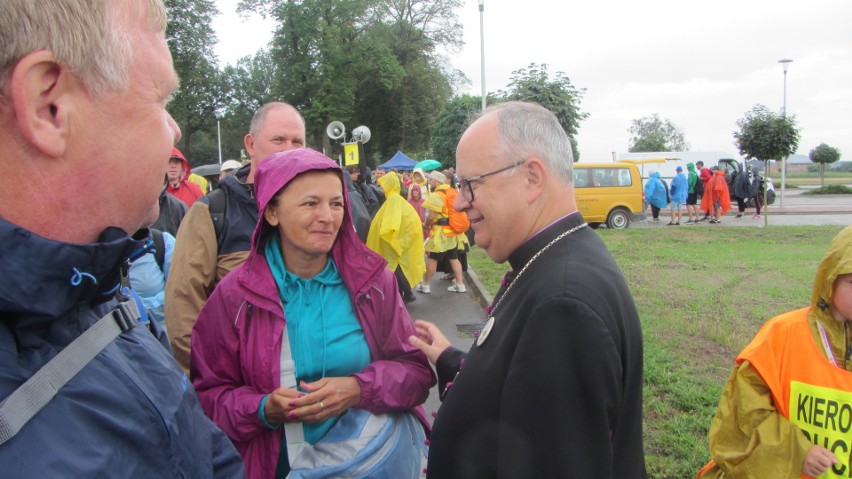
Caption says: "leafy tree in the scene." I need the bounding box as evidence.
[215,50,280,160]
[239,0,461,164]
[733,104,799,212]
[809,143,841,187]
[354,0,460,161]
[496,63,588,161]
[733,104,799,162]
[628,113,689,152]
[273,1,376,147]
[165,0,223,164]
[430,94,482,165]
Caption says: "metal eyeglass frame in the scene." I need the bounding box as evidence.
[458,159,526,202]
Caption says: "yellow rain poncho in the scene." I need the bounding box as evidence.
[422,184,469,254]
[699,226,852,479]
[366,173,426,288]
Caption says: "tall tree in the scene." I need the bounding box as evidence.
[733,104,799,213]
[216,50,280,160]
[165,0,222,164]
[356,21,454,161]
[496,63,588,161]
[240,0,383,150]
[430,94,482,165]
[239,0,461,163]
[628,114,689,152]
[353,0,461,161]
[733,105,799,162]
[809,143,841,187]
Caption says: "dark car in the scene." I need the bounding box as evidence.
[719,160,776,207]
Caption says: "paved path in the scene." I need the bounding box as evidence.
[403,277,480,422]
[635,189,852,228]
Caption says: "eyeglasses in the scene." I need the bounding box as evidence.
[458,159,526,203]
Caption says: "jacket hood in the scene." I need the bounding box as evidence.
[241,149,385,305]
[252,148,352,246]
[808,226,852,357]
[650,172,661,179]
[412,168,426,183]
[379,171,401,197]
[687,163,696,172]
[171,147,192,181]
[812,226,852,311]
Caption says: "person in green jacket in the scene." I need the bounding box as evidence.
[685,162,700,224]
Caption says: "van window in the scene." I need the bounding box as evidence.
[573,167,633,188]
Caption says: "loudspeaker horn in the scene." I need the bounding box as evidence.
[352,125,371,144]
[326,121,346,141]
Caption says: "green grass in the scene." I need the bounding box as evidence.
[802,184,852,195]
[781,172,852,186]
[467,226,845,478]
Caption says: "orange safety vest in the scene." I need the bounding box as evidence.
[697,308,852,479]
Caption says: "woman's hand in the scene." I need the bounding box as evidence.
[802,445,838,477]
[408,319,451,365]
[284,377,361,423]
[263,387,305,424]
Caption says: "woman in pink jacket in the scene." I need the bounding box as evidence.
[191,148,435,479]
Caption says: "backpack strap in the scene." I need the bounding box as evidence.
[434,189,450,217]
[0,300,141,445]
[207,188,227,245]
[151,228,165,273]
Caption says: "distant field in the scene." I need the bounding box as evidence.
[779,172,852,186]
[467,226,844,478]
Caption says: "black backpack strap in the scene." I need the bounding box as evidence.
[207,188,227,244]
[151,228,165,272]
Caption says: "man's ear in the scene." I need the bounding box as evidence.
[244,133,255,158]
[9,51,74,158]
[524,157,547,203]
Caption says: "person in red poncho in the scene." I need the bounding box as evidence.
[701,167,731,224]
[165,147,204,207]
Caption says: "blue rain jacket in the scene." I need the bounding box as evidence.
[643,172,668,209]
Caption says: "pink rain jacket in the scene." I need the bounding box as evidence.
[191,149,435,479]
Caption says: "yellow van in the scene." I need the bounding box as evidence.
[572,161,649,229]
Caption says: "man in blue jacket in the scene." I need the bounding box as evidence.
[0,0,244,476]
[668,166,689,225]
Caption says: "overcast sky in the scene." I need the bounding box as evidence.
[212,0,851,163]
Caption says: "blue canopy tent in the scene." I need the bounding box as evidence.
[377,150,417,170]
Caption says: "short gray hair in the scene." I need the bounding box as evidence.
[0,0,167,97]
[479,101,574,182]
[249,102,305,137]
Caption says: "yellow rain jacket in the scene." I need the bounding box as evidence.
[422,184,469,254]
[366,173,426,288]
[189,173,209,194]
[698,226,852,479]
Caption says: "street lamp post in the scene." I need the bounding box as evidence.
[479,0,486,112]
[778,58,792,207]
[215,111,223,165]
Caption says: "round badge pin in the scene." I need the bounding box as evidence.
[476,316,495,347]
